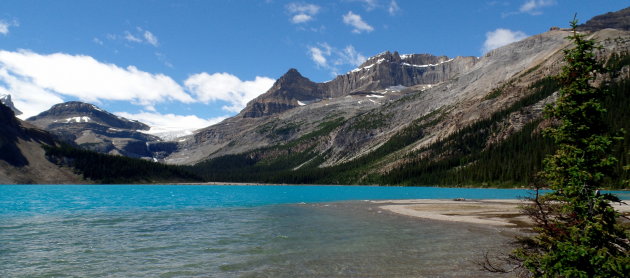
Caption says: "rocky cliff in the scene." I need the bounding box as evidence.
[0,94,22,116]
[239,51,479,119]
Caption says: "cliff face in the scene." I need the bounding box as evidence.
[239,52,479,119]
[322,51,478,97]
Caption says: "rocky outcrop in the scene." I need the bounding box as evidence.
[26,101,169,159]
[0,94,22,116]
[578,6,630,31]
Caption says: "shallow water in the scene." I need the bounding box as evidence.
[2,185,625,277]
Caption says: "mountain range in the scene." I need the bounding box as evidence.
[1,7,629,185]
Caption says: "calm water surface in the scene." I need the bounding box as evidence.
[1,185,627,277]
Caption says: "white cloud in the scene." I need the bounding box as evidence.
[185,72,275,113]
[309,43,332,68]
[0,50,194,118]
[0,19,18,35]
[143,30,159,47]
[286,3,320,24]
[308,43,366,75]
[124,31,143,43]
[482,28,528,54]
[338,45,366,67]
[343,11,374,33]
[291,14,313,24]
[0,68,64,119]
[115,111,226,138]
[112,27,159,47]
[519,0,556,15]
[388,0,400,15]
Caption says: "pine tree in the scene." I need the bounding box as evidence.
[514,17,629,277]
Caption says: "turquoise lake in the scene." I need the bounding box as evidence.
[1,185,628,277]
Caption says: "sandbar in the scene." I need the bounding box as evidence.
[375,199,630,228]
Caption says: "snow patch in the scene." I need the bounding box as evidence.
[65,116,91,123]
[401,58,454,68]
[386,85,407,91]
[350,58,385,73]
[367,94,385,98]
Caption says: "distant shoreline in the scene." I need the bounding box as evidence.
[169,182,629,191]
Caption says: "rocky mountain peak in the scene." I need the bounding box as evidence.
[281,68,303,79]
[0,94,22,116]
[240,68,323,118]
[27,101,149,131]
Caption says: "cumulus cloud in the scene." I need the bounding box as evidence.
[308,43,366,75]
[286,3,320,24]
[115,111,226,137]
[482,28,528,54]
[0,50,194,117]
[519,0,556,15]
[0,19,19,35]
[185,73,275,113]
[343,11,374,33]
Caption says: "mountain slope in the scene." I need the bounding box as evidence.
[182,25,630,187]
[167,28,571,165]
[0,102,85,184]
[27,101,176,160]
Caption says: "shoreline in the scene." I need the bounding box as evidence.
[374,199,630,228]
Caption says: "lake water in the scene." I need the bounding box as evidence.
[1,185,627,277]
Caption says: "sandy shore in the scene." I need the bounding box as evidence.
[375,199,630,228]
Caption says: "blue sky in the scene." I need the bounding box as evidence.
[0,0,628,136]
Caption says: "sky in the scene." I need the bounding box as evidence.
[0,0,628,136]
